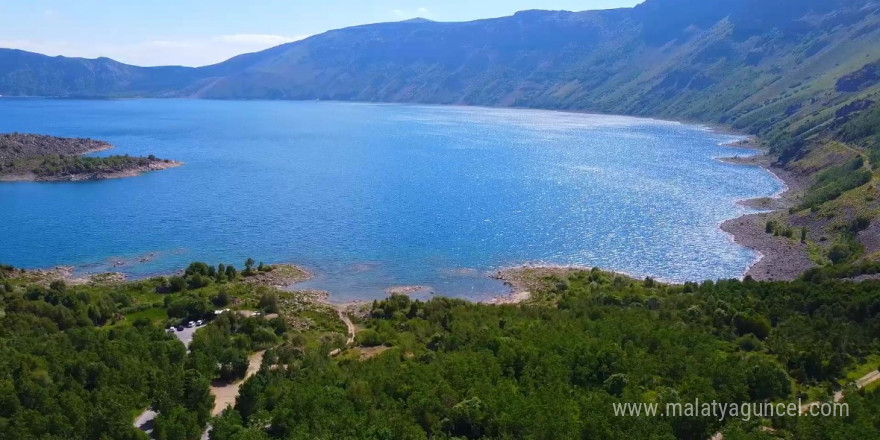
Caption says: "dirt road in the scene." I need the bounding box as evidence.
[338,308,355,345]
[210,350,265,416]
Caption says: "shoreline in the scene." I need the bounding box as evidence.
[5,117,809,298]
[0,159,184,182]
[1,96,765,137]
[716,153,815,281]
[16,262,314,290]
[487,142,817,302]
[486,264,649,305]
[0,132,183,182]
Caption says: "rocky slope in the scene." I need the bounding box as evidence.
[0,133,112,159]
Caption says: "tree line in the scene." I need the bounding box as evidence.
[209,269,880,440]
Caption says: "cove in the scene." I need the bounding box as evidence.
[0,99,783,301]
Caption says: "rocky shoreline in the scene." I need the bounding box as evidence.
[0,159,183,182]
[0,132,182,182]
[4,265,128,286]
[488,265,639,304]
[485,150,818,300]
[239,263,313,288]
[718,153,816,281]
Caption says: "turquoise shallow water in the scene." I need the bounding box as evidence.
[0,99,782,301]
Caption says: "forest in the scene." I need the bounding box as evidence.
[0,274,211,440]
[0,261,340,440]
[2,263,879,439]
[209,270,880,440]
[31,155,157,177]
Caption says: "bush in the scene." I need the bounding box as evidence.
[212,289,231,307]
[166,294,208,321]
[828,243,854,264]
[259,292,279,314]
[168,276,187,293]
[356,329,384,347]
[185,262,211,277]
[733,313,771,340]
[850,216,871,233]
[217,349,249,382]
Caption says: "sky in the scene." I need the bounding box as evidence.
[0,0,642,67]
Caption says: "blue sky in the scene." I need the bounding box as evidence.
[0,0,641,67]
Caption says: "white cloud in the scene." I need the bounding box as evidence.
[0,33,310,67]
[214,33,303,46]
[390,7,432,20]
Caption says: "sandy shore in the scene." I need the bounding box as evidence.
[718,154,815,281]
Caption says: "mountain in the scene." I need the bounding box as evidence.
[186,0,879,136]
[0,49,200,97]
[0,0,876,139]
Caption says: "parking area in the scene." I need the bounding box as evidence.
[171,322,206,348]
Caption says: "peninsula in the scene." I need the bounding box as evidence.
[0,133,181,181]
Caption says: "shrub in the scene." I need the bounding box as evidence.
[356,329,384,347]
[828,243,854,264]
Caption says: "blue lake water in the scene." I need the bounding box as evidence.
[0,99,783,301]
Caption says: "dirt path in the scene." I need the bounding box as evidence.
[801,369,880,414]
[327,308,357,357]
[338,309,355,345]
[856,370,880,388]
[210,350,265,416]
[712,369,880,439]
[839,142,870,167]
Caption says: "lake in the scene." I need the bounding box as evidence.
[0,99,783,301]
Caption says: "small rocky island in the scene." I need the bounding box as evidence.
[0,133,181,181]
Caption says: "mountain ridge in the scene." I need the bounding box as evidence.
[1,1,876,140]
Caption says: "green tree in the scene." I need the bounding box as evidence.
[225,265,238,280]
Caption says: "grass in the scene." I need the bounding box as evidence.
[123,307,169,325]
[796,384,832,402]
[807,242,832,266]
[797,156,872,211]
[300,307,346,335]
[842,354,880,384]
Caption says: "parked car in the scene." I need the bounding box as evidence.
[175,325,184,331]
[187,321,195,328]
[196,319,204,326]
